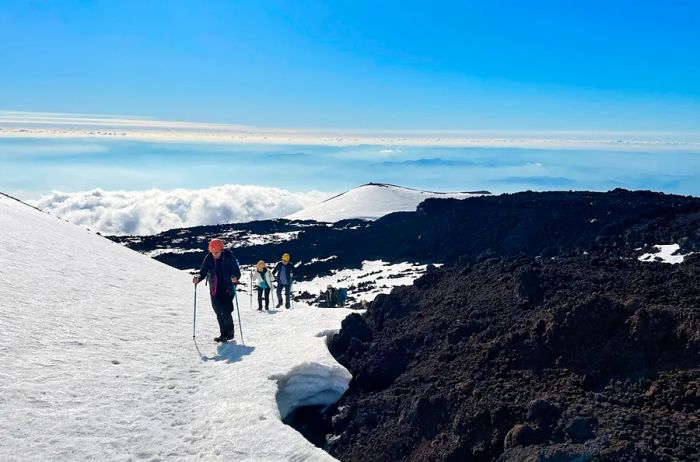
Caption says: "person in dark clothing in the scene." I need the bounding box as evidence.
[254,260,273,311]
[272,252,295,309]
[325,285,340,307]
[192,238,241,342]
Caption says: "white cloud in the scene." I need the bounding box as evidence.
[30,185,331,236]
[2,111,699,151]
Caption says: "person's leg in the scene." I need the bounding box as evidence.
[219,295,235,339]
[257,287,263,310]
[284,284,291,309]
[211,296,226,339]
[276,283,283,308]
[264,288,270,309]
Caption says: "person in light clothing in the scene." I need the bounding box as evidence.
[254,260,273,311]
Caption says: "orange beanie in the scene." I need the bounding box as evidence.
[208,239,224,252]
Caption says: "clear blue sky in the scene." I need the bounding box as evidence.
[2,0,700,131]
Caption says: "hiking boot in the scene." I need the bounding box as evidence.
[276,303,282,308]
[214,335,226,342]
[226,334,235,341]
[258,307,262,311]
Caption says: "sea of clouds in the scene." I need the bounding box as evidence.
[30,185,330,236]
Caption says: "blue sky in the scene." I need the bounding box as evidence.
[1,1,699,199]
[2,0,699,130]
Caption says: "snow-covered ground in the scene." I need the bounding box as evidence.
[286,183,484,222]
[292,260,433,305]
[147,247,203,258]
[233,231,301,247]
[638,243,693,264]
[144,231,301,258]
[0,193,354,461]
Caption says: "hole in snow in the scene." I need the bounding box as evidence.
[315,329,339,340]
[270,361,351,448]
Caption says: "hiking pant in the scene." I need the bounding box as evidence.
[257,287,270,309]
[210,294,234,337]
[276,283,291,308]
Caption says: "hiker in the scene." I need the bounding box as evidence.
[272,252,295,309]
[324,284,340,307]
[254,260,273,311]
[192,238,241,342]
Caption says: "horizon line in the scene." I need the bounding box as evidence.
[2,110,700,152]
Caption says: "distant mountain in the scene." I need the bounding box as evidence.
[286,183,489,222]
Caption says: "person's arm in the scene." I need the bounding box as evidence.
[193,254,211,284]
[272,262,280,277]
[228,253,241,283]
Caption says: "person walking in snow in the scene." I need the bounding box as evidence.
[254,260,273,311]
[192,238,241,342]
[272,252,295,309]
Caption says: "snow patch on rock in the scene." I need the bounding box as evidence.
[638,244,693,264]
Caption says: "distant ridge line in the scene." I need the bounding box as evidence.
[0,191,45,214]
[319,182,491,204]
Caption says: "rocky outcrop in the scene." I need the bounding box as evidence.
[325,256,700,461]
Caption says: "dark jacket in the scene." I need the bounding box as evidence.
[198,249,242,296]
[272,261,295,285]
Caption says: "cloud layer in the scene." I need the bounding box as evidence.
[30,185,330,236]
[3,111,699,151]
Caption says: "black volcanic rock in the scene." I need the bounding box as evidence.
[110,190,700,284]
[324,256,700,461]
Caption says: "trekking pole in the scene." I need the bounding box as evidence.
[249,269,253,309]
[192,284,197,339]
[290,276,294,309]
[233,285,244,343]
[270,275,277,307]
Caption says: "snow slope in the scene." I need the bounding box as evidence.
[286,183,486,222]
[0,193,353,461]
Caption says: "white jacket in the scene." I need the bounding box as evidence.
[254,269,274,289]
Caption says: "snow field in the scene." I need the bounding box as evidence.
[293,260,433,305]
[0,194,353,461]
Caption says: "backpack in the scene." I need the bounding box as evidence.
[338,288,348,306]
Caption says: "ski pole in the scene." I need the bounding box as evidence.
[270,275,277,307]
[249,269,253,309]
[192,284,197,339]
[290,277,294,309]
[233,285,244,343]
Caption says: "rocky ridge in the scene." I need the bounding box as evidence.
[325,256,700,461]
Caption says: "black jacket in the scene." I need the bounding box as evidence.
[198,250,241,296]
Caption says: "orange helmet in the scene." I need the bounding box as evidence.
[208,239,224,252]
